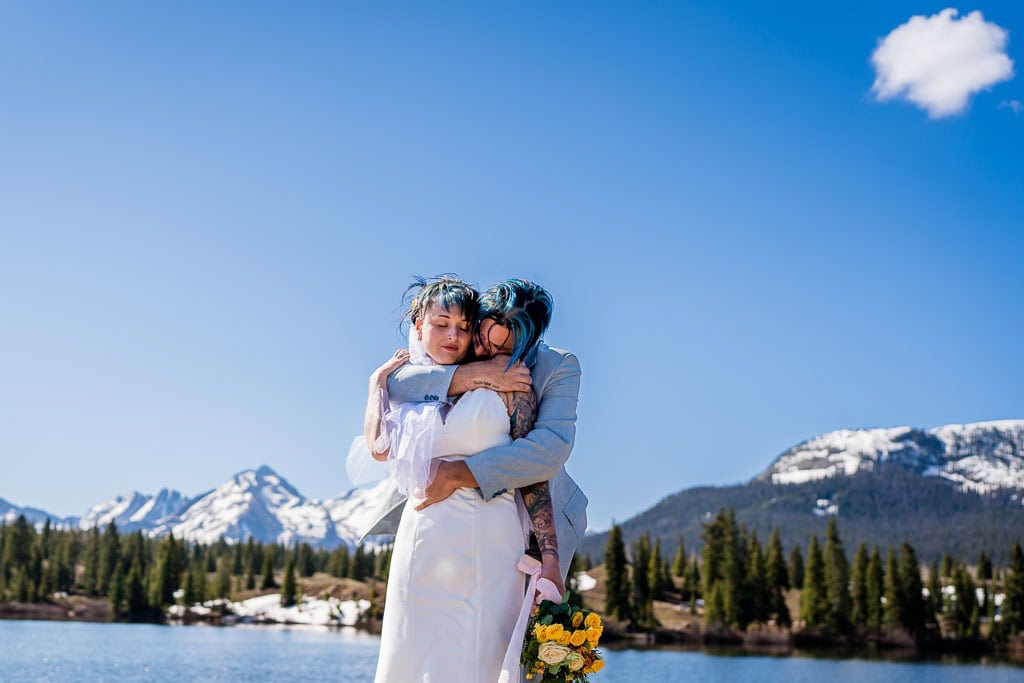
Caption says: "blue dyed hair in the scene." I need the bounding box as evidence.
[477,279,553,365]
[402,274,479,329]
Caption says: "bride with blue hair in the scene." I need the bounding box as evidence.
[358,276,566,683]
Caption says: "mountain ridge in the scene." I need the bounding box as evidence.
[2,467,388,549]
[580,418,1024,564]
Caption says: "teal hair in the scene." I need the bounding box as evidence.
[402,275,479,328]
[477,279,553,365]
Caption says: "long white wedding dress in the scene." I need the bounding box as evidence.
[374,388,528,683]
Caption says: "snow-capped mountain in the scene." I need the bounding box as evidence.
[163,466,346,547]
[325,480,395,546]
[79,488,189,532]
[759,419,1024,493]
[2,466,385,549]
[1,497,75,528]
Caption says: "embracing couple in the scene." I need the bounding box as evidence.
[357,276,588,682]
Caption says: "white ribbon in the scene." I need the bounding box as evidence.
[499,554,563,682]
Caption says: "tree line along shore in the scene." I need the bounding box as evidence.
[595,509,1024,658]
[2,511,1024,661]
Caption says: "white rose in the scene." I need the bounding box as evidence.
[565,652,585,671]
[537,642,570,665]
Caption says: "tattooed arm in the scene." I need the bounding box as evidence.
[502,390,565,597]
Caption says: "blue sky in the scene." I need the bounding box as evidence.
[2,2,1022,531]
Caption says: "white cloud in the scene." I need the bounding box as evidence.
[871,8,1014,118]
[1001,99,1023,113]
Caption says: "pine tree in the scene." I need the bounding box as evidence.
[97,521,121,597]
[898,543,927,637]
[850,543,869,630]
[28,546,44,603]
[232,542,244,576]
[701,509,728,600]
[883,547,903,631]
[214,556,232,599]
[108,566,125,617]
[705,580,726,627]
[125,558,148,616]
[648,537,669,601]
[328,546,350,579]
[672,537,686,578]
[823,519,851,635]
[1001,541,1024,636]
[763,528,790,626]
[724,515,750,629]
[950,564,978,639]
[183,560,205,605]
[298,543,316,578]
[927,560,943,621]
[765,528,789,591]
[788,545,804,591]
[866,546,884,634]
[148,532,184,609]
[745,532,770,624]
[280,558,299,607]
[604,525,631,621]
[1,515,34,574]
[81,527,102,595]
[350,545,368,581]
[939,553,954,578]
[977,551,993,581]
[799,535,828,629]
[632,533,654,627]
[261,550,277,590]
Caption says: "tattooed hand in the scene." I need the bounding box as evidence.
[451,355,532,394]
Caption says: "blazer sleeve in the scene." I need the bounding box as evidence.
[386,363,458,403]
[466,353,581,499]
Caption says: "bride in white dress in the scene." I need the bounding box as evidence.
[363,278,562,683]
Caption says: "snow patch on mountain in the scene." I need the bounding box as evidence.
[79,489,188,532]
[762,419,1024,494]
[164,466,343,547]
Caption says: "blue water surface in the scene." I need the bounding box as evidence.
[1,620,1022,682]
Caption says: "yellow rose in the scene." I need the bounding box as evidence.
[570,630,587,647]
[583,667,593,675]
[537,642,570,666]
[584,612,602,628]
[586,627,601,643]
[572,612,584,628]
[591,658,605,672]
[546,623,564,640]
[535,625,548,642]
[564,651,585,672]
[557,630,572,646]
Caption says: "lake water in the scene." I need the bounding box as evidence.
[1,620,1022,682]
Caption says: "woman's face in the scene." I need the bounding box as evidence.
[475,317,515,358]
[416,303,472,365]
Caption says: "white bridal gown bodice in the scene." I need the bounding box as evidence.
[374,389,527,683]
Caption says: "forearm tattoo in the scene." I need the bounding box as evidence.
[521,481,558,560]
[508,390,556,559]
[508,390,537,440]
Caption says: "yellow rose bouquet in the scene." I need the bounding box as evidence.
[521,595,605,681]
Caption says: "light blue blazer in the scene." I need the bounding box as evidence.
[362,343,588,580]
